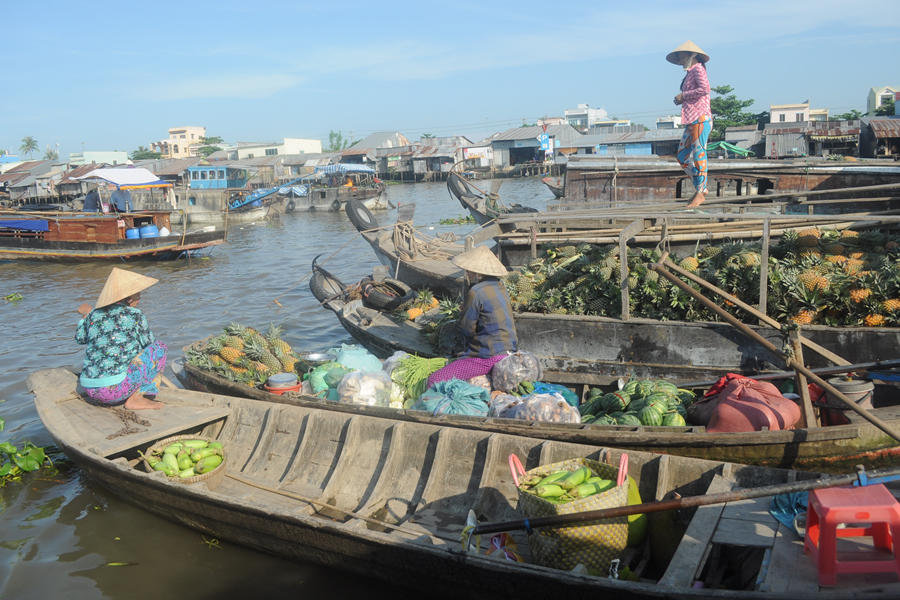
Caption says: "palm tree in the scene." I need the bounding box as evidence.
[43,148,59,161]
[20,136,38,158]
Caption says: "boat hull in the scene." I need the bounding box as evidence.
[0,230,225,262]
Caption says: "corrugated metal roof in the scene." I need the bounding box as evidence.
[9,175,36,188]
[340,147,371,156]
[8,160,47,173]
[870,118,900,137]
[492,124,576,141]
[726,125,759,132]
[574,129,683,146]
[62,164,106,181]
[153,157,202,176]
[0,172,28,185]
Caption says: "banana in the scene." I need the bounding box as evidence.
[194,455,223,474]
[177,455,193,471]
[535,484,567,498]
[207,442,224,450]
[153,462,176,477]
[182,439,209,450]
[163,443,183,455]
[162,453,179,471]
[533,470,570,488]
[190,448,222,463]
[558,467,592,490]
[570,479,615,499]
[179,468,195,478]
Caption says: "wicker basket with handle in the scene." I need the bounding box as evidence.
[141,435,226,491]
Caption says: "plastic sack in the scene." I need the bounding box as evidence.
[488,392,521,418]
[531,382,579,407]
[309,361,344,395]
[382,350,410,377]
[411,379,490,417]
[467,375,492,392]
[706,378,801,433]
[329,344,382,373]
[504,392,581,424]
[490,351,542,393]
[337,370,392,407]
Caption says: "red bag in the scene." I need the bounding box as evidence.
[706,377,801,433]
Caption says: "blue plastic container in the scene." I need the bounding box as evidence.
[125,228,140,239]
[139,224,159,238]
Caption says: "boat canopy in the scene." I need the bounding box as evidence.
[315,164,376,175]
[75,168,172,189]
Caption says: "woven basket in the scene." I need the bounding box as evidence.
[141,435,226,491]
[516,457,628,572]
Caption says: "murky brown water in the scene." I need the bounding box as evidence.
[0,179,551,598]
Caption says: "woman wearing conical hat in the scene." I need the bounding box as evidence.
[669,40,712,208]
[426,246,518,386]
[75,268,168,410]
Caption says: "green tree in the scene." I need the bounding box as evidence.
[43,148,58,161]
[519,122,537,128]
[326,130,349,152]
[20,136,38,158]
[709,85,759,142]
[197,135,225,157]
[131,146,162,160]
[422,133,435,139]
[832,109,865,121]
[876,98,895,117]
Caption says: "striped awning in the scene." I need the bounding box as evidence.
[809,134,857,142]
[315,164,375,175]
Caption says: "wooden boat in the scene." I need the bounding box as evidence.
[542,175,565,198]
[0,210,225,261]
[36,366,900,598]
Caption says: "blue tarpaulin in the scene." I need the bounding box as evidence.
[0,219,50,231]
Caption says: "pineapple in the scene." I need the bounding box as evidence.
[840,230,859,238]
[679,256,700,273]
[822,243,846,256]
[885,241,900,252]
[883,299,900,312]
[599,265,614,281]
[849,251,865,260]
[741,252,762,267]
[800,249,822,260]
[850,287,871,303]
[210,355,226,367]
[700,245,721,259]
[220,346,246,365]
[865,313,886,327]
[797,228,821,247]
[242,326,268,348]
[245,337,282,373]
[824,255,847,265]
[558,245,578,258]
[790,310,817,325]
[797,271,828,291]
[266,323,292,356]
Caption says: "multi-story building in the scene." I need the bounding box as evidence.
[151,126,207,159]
[867,86,900,114]
[235,138,322,160]
[68,151,129,166]
[770,102,810,124]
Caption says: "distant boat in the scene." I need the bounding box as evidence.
[541,175,565,198]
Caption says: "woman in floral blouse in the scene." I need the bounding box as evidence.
[668,40,712,208]
[76,268,167,410]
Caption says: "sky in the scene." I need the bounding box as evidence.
[2,0,899,160]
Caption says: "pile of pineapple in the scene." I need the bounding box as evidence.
[186,323,300,387]
[503,227,900,328]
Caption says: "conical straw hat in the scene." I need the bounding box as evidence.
[95,268,159,308]
[666,40,710,65]
[451,245,509,277]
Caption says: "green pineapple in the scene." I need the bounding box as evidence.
[245,337,282,373]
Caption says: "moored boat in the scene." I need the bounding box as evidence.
[542,175,565,198]
[35,366,897,598]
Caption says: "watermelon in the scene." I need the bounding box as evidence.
[594,414,617,425]
[622,380,640,396]
[579,396,604,417]
[626,475,647,546]
[601,392,629,414]
[588,387,604,399]
[636,380,656,398]
[638,406,663,426]
[678,390,696,407]
[616,413,642,426]
[672,404,687,418]
[645,392,671,405]
[653,381,679,396]
[581,414,596,424]
[607,411,625,421]
[666,397,681,412]
[663,412,687,427]
[628,398,649,414]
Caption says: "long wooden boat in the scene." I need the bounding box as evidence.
[542,175,565,198]
[36,366,900,598]
[0,210,225,261]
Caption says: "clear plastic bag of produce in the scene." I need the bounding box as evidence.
[328,343,384,373]
[337,370,392,407]
[467,375,492,392]
[504,392,581,424]
[488,392,521,418]
[531,382,579,407]
[411,379,490,417]
[382,351,410,377]
[309,362,346,396]
[490,351,543,393]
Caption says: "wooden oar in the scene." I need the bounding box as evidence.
[662,257,850,367]
[650,260,900,443]
[473,464,900,536]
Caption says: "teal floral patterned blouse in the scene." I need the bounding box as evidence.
[76,302,155,387]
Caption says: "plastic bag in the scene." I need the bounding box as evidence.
[337,370,392,407]
[490,351,542,393]
[383,351,410,377]
[488,392,521,418]
[411,379,490,417]
[389,382,406,409]
[467,375,492,392]
[309,361,344,395]
[704,377,801,433]
[504,392,581,424]
[328,343,384,373]
[531,382,579,407]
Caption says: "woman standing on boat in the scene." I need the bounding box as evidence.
[427,246,518,386]
[75,268,167,410]
[670,40,712,208]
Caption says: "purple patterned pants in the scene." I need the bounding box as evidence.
[426,353,507,388]
[84,341,168,406]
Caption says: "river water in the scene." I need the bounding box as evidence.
[0,179,551,599]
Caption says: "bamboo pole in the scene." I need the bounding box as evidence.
[473,464,900,536]
[789,329,818,429]
[650,260,900,443]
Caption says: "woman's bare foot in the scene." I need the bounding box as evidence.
[686,190,707,208]
[124,392,163,410]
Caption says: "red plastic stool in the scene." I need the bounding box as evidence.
[805,484,900,587]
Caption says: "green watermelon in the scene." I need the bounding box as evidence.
[636,380,656,398]
[628,398,649,414]
[645,391,671,405]
[622,380,640,396]
[663,412,687,427]
[678,390,696,407]
[653,381,679,396]
[638,406,663,426]
[588,387,604,399]
[616,413,642,426]
[601,392,629,413]
[666,397,680,412]
[595,414,617,425]
[579,396,604,417]
[581,414,596,423]
[607,411,625,421]
[672,404,687,418]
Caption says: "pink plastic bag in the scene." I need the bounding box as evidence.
[705,378,801,433]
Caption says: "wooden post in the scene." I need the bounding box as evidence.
[758,218,770,325]
[619,220,645,321]
[788,329,818,428]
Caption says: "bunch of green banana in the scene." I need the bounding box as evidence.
[512,380,536,397]
[143,439,224,479]
[519,466,615,504]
